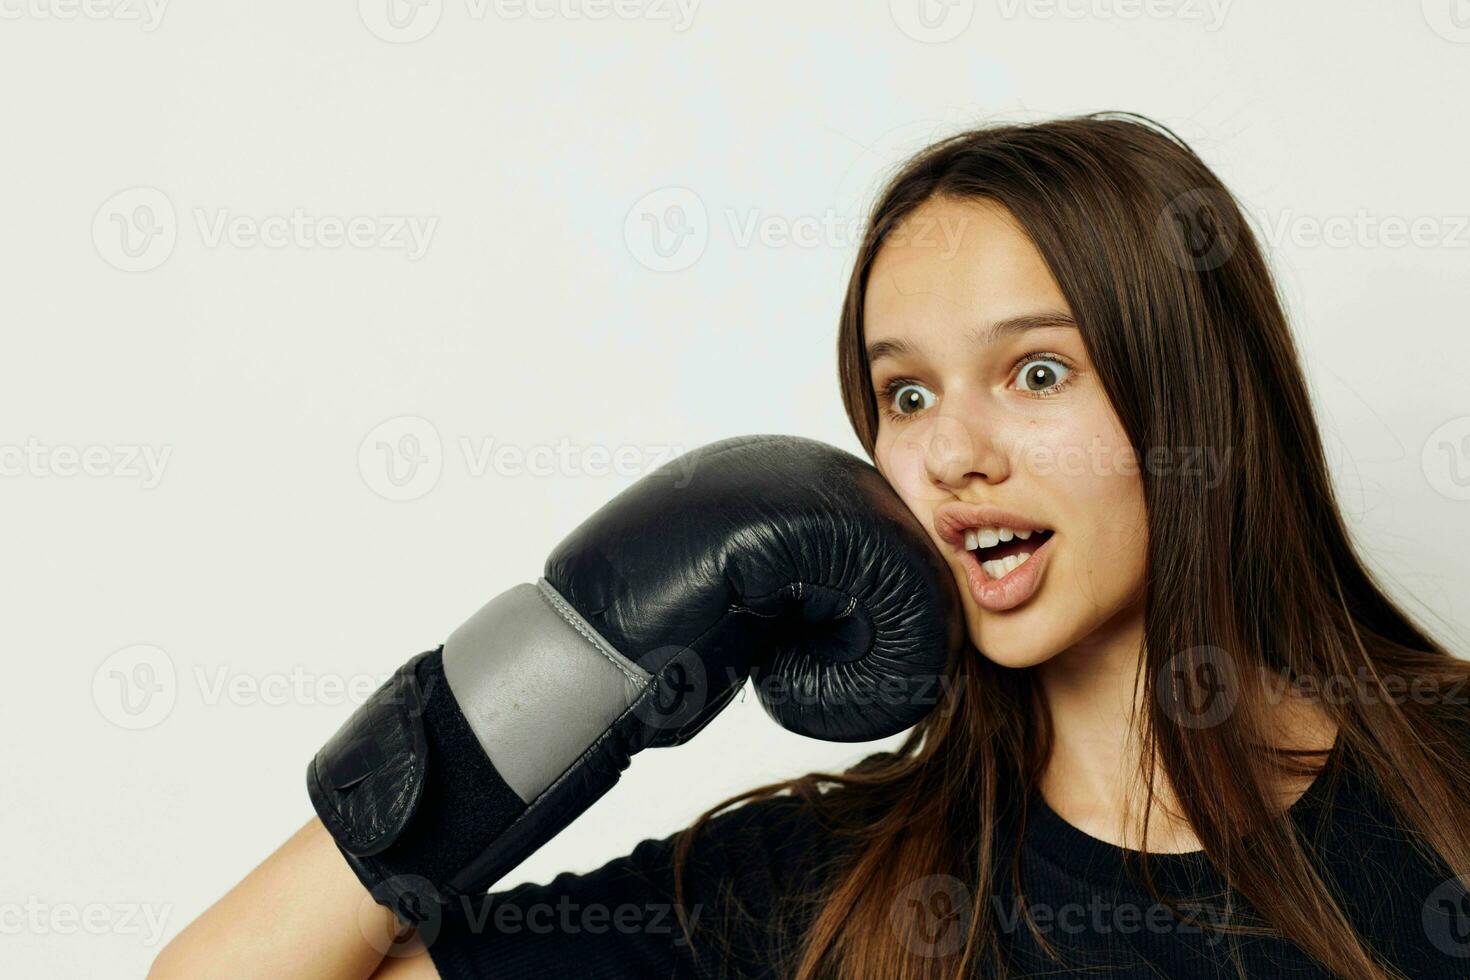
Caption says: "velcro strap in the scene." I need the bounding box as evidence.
[307,650,431,856]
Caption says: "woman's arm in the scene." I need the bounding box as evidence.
[148,816,423,980]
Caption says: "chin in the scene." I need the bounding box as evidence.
[963,604,1066,669]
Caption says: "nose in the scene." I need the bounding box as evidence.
[925,409,1009,489]
[878,408,1010,504]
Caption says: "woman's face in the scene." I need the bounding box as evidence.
[866,195,1148,668]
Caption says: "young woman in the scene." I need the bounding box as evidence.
[151,113,1470,980]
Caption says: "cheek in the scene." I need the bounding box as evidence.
[872,416,977,507]
[872,430,924,517]
[1041,421,1149,600]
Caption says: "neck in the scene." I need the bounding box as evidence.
[1032,598,1202,851]
[1031,602,1339,853]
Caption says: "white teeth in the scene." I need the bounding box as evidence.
[965,525,1043,550]
[981,550,1032,581]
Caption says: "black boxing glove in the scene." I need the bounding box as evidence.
[306,433,961,928]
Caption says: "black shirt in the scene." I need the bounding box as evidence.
[425,740,1470,978]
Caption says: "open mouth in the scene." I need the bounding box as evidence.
[963,525,1055,581]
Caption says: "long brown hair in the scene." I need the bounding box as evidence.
[672,111,1470,979]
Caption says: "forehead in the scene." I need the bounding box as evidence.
[864,196,1067,330]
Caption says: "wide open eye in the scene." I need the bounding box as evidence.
[885,381,936,418]
[1013,357,1071,394]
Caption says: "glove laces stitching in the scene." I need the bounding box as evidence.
[533,578,643,685]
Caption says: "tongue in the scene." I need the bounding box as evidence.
[984,531,1050,562]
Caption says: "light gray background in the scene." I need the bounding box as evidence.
[3,2,1469,976]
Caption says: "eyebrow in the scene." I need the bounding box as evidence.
[865,312,1078,366]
